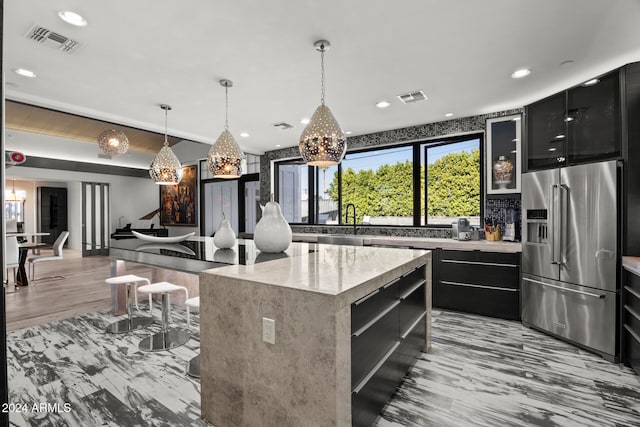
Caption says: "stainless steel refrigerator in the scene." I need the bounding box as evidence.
[521,160,618,360]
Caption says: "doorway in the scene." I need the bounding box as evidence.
[82,182,110,256]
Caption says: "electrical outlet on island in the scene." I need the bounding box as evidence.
[262,317,275,344]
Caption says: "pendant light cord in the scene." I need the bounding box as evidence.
[320,45,325,106]
[225,85,229,130]
[163,107,169,147]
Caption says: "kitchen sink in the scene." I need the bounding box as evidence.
[316,234,365,246]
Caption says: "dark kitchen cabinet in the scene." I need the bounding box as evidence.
[567,71,620,163]
[351,263,427,427]
[525,70,621,172]
[526,92,567,170]
[622,270,640,376]
[433,249,521,320]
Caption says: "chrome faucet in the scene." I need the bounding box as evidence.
[345,203,357,235]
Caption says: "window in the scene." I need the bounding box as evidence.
[315,165,338,224]
[273,133,483,228]
[340,146,413,226]
[422,138,481,226]
[276,161,309,223]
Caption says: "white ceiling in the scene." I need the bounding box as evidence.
[5,0,640,167]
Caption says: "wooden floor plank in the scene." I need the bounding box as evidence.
[4,249,153,332]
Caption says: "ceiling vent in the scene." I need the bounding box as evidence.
[397,90,427,104]
[25,25,82,53]
[273,122,294,130]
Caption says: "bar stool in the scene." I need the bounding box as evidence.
[105,275,154,334]
[185,296,200,378]
[137,282,191,351]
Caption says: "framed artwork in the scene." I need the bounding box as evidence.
[486,114,522,194]
[160,165,198,226]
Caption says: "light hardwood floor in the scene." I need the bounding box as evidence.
[4,249,153,332]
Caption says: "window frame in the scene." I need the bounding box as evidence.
[273,132,485,228]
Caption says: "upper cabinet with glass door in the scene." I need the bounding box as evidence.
[525,70,621,172]
[486,114,522,194]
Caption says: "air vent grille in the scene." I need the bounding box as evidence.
[25,25,82,53]
[273,122,294,130]
[397,90,427,104]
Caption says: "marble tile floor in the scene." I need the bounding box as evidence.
[6,305,206,427]
[5,308,640,426]
[377,311,640,427]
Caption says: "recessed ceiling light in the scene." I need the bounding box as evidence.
[564,116,574,122]
[583,78,599,86]
[275,144,282,148]
[511,68,531,79]
[240,132,250,138]
[510,150,517,154]
[300,118,310,124]
[445,113,453,117]
[14,68,36,78]
[58,11,87,27]
[555,134,565,139]
[376,100,391,109]
[548,147,557,152]
[345,131,352,135]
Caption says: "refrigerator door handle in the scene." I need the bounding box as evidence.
[559,184,568,266]
[551,184,560,265]
[523,277,605,299]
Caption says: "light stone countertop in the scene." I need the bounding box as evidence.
[203,242,430,300]
[292,232,522,253]
[622,256,640,276]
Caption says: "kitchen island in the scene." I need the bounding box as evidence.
[199,243,431,427]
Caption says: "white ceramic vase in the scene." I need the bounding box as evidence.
[213,217,236,249]
[254,201,292,253]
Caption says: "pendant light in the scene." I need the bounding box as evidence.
[299,40,347,167]
[6,178,23,202]
[149,104,183,185]
[97,129,129,157]
[207,79,245,178]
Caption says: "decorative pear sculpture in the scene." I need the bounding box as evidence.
[254,201,292,253]
[213,213,236,249]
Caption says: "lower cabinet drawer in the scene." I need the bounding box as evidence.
[399,283,425,336]
[352,304,400,387]
[434,280,520,320]
[351,314,426,427]
[624,325,640,376]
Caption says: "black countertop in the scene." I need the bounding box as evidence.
[109,236,310,274]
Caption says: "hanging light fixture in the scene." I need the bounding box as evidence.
[299,40,346,167]
[97,129,129,157]
[149,104,183,185]
[6,178,23,202]
[207,79,245,179]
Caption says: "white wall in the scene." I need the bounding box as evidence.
[10,167,160,250]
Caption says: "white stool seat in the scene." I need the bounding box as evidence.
[138,281,187,294]
[106,274,149,285]
[104,275,153,334]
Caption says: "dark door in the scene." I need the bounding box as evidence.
[567,71,620,164]
[38,187,68,245]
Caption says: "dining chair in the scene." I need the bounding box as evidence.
[4,235,19,286]
[27,231,70,281]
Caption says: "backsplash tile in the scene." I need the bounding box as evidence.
[485,196,521,240]
[291,225,452,239]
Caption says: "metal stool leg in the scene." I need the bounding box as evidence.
[139,291,190,352]
[105,282,154,334]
